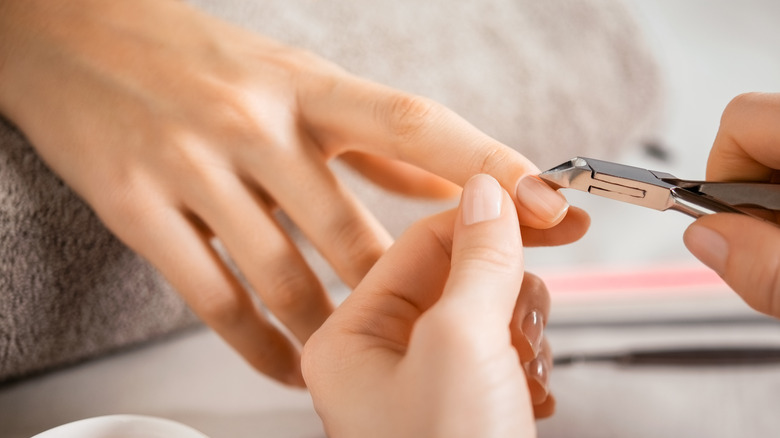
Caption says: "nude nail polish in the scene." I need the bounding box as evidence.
[462,174,503,225]
[522,310,544,357]
[515,175,568,223]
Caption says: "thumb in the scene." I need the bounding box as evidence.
[436,174,524,327]
[684,214,780,317]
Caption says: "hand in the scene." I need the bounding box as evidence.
[303,175,557,438]
[683,92,780,316]
[0,0,588,385]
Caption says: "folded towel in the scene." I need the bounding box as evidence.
[0,117,199,383]
[0,0,661,382]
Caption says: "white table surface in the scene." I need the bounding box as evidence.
[4,289,780,438]
[0,326,323,438]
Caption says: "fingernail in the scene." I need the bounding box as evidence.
[522,310,544,357]
[683,224,728,275]
[462,174,503,225]
[526,357,549,394]
[515,175,569,223]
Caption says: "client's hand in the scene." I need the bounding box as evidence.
[0,0,588,386]
[303,175,556,438]
[684,92,780,316]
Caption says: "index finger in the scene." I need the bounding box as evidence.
[708,92,780,182]
[300,75,571,229]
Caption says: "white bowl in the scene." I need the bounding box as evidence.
[32,415,210,438]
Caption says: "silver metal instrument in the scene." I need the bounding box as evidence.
[539,157,780,218]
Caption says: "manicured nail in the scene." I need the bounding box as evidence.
[515,175,569,223]
[683,224,728,275]
[522,310,544,357]
[526,357,549,395]
[462,174,503,225]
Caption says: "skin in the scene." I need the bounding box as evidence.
[684,92,780,316]
[303,175,552,438]
[0,0,589,386]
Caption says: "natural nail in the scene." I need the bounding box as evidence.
[515,175,568,223]
[522,310,544,357]
[526,356,549,397]
[462,174,503,225]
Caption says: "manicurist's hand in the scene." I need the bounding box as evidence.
[303,175,556,438]
[0,0,588,386]
[684,92,780,316]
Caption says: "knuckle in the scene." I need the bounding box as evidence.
[383,93,438,146]
[260,266,318,315]
[475,145,515,176]
[330,215,386,281]
[195,290,249,330]
[452,240,522,275]
[243,336,295,377]
[93,174,160,239]
[200,81,295,151]
[154,129,240,200]
[210,91,273,144]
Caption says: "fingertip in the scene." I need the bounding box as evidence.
[684,214,780,316]
[533,393,557,419]
[683,220,729,276]
[443,173,523,318]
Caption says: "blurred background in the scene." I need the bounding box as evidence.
[527,0,780,271]
[537,1,780,436]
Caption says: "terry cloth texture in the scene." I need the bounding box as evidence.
[0,0,661,382]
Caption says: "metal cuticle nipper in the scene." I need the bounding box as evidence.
[539,157,780,219]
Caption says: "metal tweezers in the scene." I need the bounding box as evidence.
[539,157,780,218]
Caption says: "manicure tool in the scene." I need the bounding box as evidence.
[539,157,780,218]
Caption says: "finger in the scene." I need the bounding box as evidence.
[533,394,557,419]
[708,92,780,182]
[300,77,569,228]
[511,273,551,362]
[438,174,523,331]
[327,174,522,346]
[525,337,552,405]
[325,209,458,348]
[684,213,780,317]
[340,151,461,199]
[110,200,304,387]
[249,138,393,288]
[184,174,334,344]
[521,206,591,247]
